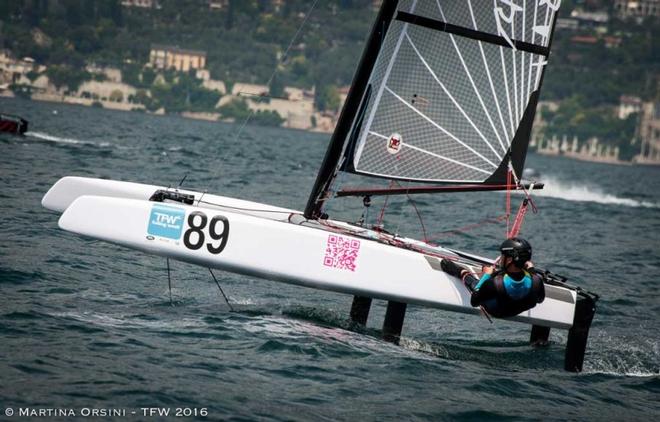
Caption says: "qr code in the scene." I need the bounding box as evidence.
[323,234,361,271]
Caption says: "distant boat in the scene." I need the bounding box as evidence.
[0,113,28,135]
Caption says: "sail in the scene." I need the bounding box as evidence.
[344,0,560,184]
[305,0,561,219]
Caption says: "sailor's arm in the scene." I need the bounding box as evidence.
[466,273,497,307]
[525,261,546,303]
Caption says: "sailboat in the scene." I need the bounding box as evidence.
[42,0,597,371]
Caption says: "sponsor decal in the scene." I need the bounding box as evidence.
[323,234,360,272]
[387,133,402,154]
[147,204,185,240]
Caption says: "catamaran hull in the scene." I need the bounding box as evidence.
[43,177,576,329]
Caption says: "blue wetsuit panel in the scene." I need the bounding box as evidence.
[475,273,491,291]
[502,272,532,300]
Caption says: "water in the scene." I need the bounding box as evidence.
[1,97,658,420]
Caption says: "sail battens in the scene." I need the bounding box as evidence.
[526,1,538,111]
[395,11,550,56]
[385,86,499,169]
[404,33,503,161]
[369,130,493,175]
[512,46,520,123]
[355,4,415,168]
[435,1,507,155]
[467,0,510,152]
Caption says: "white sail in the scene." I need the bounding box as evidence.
[347,0,560,183]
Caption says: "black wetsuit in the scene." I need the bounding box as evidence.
[464,269,545,318]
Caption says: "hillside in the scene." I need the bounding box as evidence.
[1,0,659,154]
[1,0,376,90]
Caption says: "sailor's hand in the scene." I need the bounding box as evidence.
[524,261,534,270]
[482,265,494,275]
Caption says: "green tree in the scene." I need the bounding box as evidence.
[316,84,340,112]
[109,89,123,102]
[46,65,91,91]
[269,73,285,98]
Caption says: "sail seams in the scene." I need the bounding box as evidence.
[369,130,492,175]
[355,1,419,169]
[467,0,510,152]
[395,10,550,57]
[526,0,539,113]
[511,15,519,123]
[384,86,498,169]
[499,45,515,137]
[435,0,507,155]
[404,33,502,162]
[520,0,527,125]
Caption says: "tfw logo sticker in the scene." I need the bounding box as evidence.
[147,204,185,240]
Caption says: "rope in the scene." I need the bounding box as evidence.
[208,268,234,312]
[204,0,320,192]
[506,165,512,236]
[426,215,508,242]
[403,190,428,243]
[166,258,173,306]
[376,181,394,227]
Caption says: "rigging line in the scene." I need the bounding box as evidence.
[197,199,295,215]
[506,165,512,236]
[369,131,492,175]
[166,258,173,306]
[396,182,428,242]
[205,0,319,190]
[384,87,499,169]
[356,0,419,161]
[510,10,520,124]
[467,0,510,152]
[405,33,502,161]
[161,145,186,189]
[208,268,234,312]
[435,0,507,154]
[376,181,394,227]
[508,161,538,211]
[177,173,188,189]
[425,215,508,241]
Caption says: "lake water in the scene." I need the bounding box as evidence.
[1,97,658,420]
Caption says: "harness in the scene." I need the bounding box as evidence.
[487,270,545,318]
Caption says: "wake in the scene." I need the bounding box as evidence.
[25,131,109,147]
[531,176,659,209]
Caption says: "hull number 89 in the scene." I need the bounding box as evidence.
[183,211,229,254]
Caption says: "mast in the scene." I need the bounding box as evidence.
[304,0,400,220]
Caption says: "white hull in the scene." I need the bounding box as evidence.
[43,177,576,329]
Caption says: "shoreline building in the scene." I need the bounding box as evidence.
[614,0,660,19]
[619,95,642,119]
[635,102,660,164]
[149,45,207,72]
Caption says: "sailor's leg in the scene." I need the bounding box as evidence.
[440,258,465,278]
[462,274,479,292]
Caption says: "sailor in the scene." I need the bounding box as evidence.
[441,237,545,318]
